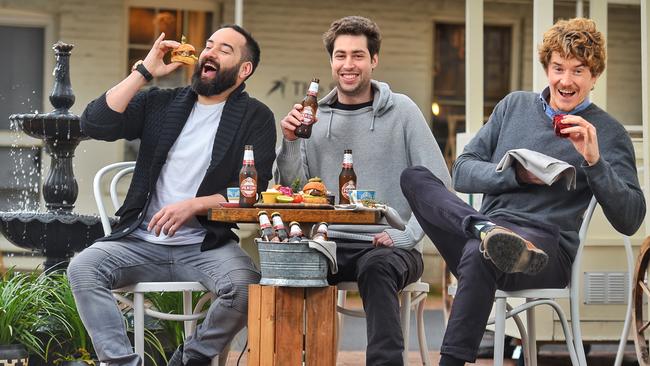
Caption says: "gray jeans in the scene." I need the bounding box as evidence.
[67,236,261,366]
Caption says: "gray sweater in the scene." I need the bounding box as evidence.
[276,80,451,252]
[453,91,645,258]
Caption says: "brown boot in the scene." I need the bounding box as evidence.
[479,226,548,275]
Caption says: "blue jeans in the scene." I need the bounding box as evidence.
[67,237,260,366]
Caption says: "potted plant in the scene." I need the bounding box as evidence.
[0,268,63,365]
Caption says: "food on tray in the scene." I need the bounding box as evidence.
[303,177,327,196]
[276,195,295,203]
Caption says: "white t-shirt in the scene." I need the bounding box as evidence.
[131,101,225,245]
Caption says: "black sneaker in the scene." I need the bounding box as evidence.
[479,226,548,275]
[167,345,211,366]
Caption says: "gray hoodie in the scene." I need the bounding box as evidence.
[275,80,451,252]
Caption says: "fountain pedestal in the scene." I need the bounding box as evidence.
[0,41,105,270]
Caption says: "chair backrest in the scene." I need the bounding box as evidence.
[93,161,136,236]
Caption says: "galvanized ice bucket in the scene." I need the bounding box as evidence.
[256,240,329,287]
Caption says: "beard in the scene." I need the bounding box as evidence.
[191,59,240,97]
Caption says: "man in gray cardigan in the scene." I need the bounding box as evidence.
[275,16,450,365]
[401,18,645,365]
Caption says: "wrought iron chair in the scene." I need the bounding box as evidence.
[93,161,227,365]
[336,280,432,365]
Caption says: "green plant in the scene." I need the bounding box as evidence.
[0,268,65,358]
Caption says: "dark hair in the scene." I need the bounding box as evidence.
[322,16,382,58]
[219,24,261,76]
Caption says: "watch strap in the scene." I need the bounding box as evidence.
[134,62,153,82]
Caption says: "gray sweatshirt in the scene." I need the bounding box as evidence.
[453,91,645,258]
[276,80,451,252]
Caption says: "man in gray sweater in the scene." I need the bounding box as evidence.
[275,16,450,365]
[401,18,645,365]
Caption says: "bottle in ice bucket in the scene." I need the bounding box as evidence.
[271,212,289,242]
[295,78,319,139]
[311,222,329,241]
[257,211,276,241]
[239,145,257,208]
[338,149,357,204]
[288,221,304,242]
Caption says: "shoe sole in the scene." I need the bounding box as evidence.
[484,232,548,275]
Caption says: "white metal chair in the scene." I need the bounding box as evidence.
[336,280,432,365]
[449,196,597,366]
[93,161,227,366]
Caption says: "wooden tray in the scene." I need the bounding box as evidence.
[208,207,381,225]
[254,203,334,210]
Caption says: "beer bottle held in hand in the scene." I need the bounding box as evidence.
[288,221,304,243]
[295,78,319,139]
[257,211,276,241]
[311,222,329,241]
[271,212,289,242]
[239,145,257,208]
[338,149,357,204]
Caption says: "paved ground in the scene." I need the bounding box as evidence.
[219,295,641,365]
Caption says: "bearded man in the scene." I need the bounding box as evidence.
[68,25,276,366]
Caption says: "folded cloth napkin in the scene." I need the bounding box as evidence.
[496,148,576,190]
[307,239,337,274]
[333,204,406,231]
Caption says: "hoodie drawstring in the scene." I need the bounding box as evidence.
[327,113,334,138]
[370,113,376,131]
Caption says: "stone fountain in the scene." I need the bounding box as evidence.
[0,41,105,270]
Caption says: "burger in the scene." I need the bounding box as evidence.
[302,177,329,204]
[171,37,198,65]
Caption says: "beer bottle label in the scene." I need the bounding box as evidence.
[307,81,319,96]
[341,180,356,199]
[240,177,257,197]
[302,106,315,125]
[243,149,255,165]
[271,216,285,231]
[259,215,272,229]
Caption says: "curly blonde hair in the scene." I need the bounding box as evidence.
[538,18,606,76]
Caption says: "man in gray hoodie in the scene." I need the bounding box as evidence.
[275,16,451,365]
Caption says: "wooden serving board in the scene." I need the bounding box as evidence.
[207,207,381,225]
[254,203,334,210]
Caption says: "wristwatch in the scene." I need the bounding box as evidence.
[132,60,153,82]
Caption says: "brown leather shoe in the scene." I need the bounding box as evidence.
[480,226,548,275]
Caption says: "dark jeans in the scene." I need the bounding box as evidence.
[328,242,424,366]
[400,166,572,362]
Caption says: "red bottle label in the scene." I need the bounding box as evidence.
[341,180,356,199]
[240,177,257,197]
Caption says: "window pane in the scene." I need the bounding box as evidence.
[129,7,156,45]
[156,9,180,41]
[0,26,44,129]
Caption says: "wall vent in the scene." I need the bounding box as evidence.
[583,272,629,304]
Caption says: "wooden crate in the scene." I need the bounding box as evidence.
[248,285,337,366]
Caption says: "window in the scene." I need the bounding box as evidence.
[0,25,44,211]
[432,23,514,168]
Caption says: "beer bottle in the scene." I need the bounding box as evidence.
[338,149,357,204]
[311,222,329,241]
[239,145,257,208]
[295,78,319,139]
[257,211,276,241]
[288,221,304,242]
[271,212,289,242]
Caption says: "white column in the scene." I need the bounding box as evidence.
[465,0,483,135]
[533,0,553,92]
[235,0,243,26]
[576,0,584,18]
[642,0,650,234]
[590,0,608,109]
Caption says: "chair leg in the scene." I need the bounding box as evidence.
[134,292,145,363]
[216,342,230,366]
[337,290,347,354]
[526,303,537,366]
[416,294,431,365]
[183,290,194,336]
[494,298,507,366]
[400,291,412,365]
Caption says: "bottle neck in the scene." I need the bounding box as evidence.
[243,150,255,166]
[342,153,353,168]
[259,215,271,228]
[307,82,319,97]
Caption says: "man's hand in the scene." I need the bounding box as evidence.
[515,162,545,185]
[147,198,200,237]
[558,115,600,166]
[141,33,183,79]
[373,231,394,247]
[280,104,318,141]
